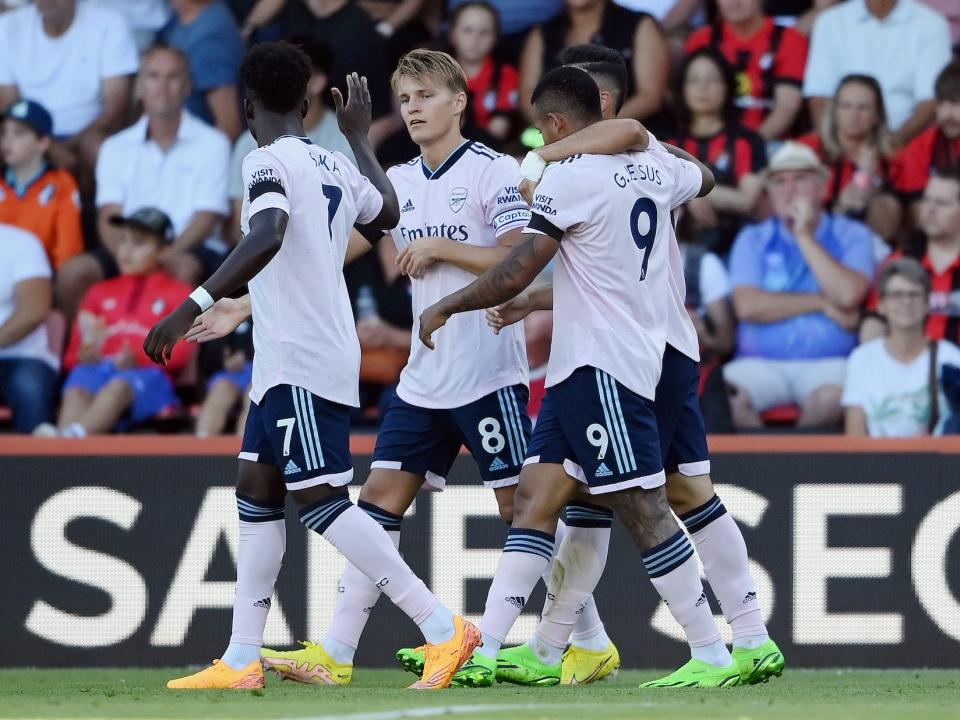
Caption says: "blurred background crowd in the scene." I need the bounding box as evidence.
[0,0,959,438]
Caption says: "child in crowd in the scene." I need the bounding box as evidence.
[0,99,83,270]
[449,1,519,142]
[34,208,193,437]
[194,318,253,437]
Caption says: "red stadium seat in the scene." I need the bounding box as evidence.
[761,404,801,426]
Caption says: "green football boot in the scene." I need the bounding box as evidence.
[496,643,562,686]
[396,646,497,687]
[639,658,741,688]
[732,639,785,684]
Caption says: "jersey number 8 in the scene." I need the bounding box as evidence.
[630,197,658,281]
[478,417,506,454]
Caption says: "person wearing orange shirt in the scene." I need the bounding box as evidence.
[0,99,82,270]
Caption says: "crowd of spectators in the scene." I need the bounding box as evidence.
[0,0,958,438]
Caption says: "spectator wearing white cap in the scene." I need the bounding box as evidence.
[0,0,139,178]
[724,141,878,429]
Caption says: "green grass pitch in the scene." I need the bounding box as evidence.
[1,668,957,720]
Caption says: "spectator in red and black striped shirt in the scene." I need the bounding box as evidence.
[669,48,766,255]
[685,0,808,140]
[797,74,904,242]
[863,170,960,345]
[895,60,960,206]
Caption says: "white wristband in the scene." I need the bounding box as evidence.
[519,151,547,183]
[189,286,215,312]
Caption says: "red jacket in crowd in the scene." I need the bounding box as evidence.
[64,271,194,374]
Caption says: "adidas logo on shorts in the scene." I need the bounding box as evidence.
[595,462,613,478]
[283,459,301,476]
[489,456,508,472]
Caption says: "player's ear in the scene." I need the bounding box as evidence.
[301,97,310,120]
[454,90,467,115]
[598,89,612,114]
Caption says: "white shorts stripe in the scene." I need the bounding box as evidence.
[238,451,259,462]
[502,387,525,463]
[301,386,326,468]
[596,369,626,473]
[371,460,403,471]
[677,459,711,477]
[285,467,353,491]
[604,374,637,472]
[291,387,316,471]
[496,389,520,467]
[507,386,528,453]
[587,469,666,494]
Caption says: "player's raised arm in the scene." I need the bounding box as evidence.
[419,232,559,349]
[333,73,400,229]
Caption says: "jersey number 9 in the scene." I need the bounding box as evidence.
[630,197,658,282]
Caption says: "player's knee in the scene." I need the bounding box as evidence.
[666,473,715,516]
[610,486,677,551]
[236,462,286,505]
[495,492,514,525]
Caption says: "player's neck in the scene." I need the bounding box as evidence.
[255,115,308,147]
[304,100,326,132]
[420,128,467,172]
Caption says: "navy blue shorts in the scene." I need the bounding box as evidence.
[372,385,531,490]
[655,345,711,477]
[63,361,177,429]
[239,384,352,490]
[525,366,664,494]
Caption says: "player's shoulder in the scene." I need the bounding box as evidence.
[466,141,503,162]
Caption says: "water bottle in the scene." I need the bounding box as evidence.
[356,285,378,322]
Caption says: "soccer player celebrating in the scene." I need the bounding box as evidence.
[480,45,785,687]
[419,66,742,689]
[144,41,479,691]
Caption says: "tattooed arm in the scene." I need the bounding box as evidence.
[418,233,559,349]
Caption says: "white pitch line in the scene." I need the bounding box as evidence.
[293,702,657,720]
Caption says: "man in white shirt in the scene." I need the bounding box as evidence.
[420,66,739,689]
[56,44,231,318]
[227,36,356,244]
[0,0,139,177]
[0,223,57,432]
[804,0,952,146]
[145,41,479,691]
[95,0,171,50]
[844,257,960,435]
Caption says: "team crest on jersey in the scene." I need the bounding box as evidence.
[449,186,468,213]
[103,298,117,311]
[152,298,167,315]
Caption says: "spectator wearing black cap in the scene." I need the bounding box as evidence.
[0,99,83,271]
[226,35,355,243]
[0,221,56,433]
[36,207,194,437]
[56,44,231,320]
[0,0,139,181]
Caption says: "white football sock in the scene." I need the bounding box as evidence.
[222,494,286,670]
[299,496,449,644]
[537,523,611,651]
[642,530,730,666]
[681,495,768,647]
[477,528,555,660]
[323,501,404,662]
[530,631,565,666]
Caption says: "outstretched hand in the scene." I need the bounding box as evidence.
[184,297,250,343]
[332,72,372,140]
[485,295,532,334]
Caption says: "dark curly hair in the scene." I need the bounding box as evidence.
[239,41,312,114]
[674,47,739,134]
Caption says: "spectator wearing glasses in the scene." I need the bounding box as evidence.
[844,257,960,436]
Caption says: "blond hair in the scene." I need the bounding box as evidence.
[391,49,468,95]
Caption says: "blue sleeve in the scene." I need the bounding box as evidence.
[728,226,764,289]
[840,222,878,280]
[191,29,243,91]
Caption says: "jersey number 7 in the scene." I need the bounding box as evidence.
[630,197,657,282]
[322,184,343,237]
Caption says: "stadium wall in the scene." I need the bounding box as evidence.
[2,437,959,668]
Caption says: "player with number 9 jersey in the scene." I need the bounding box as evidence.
[524,142,704,493]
